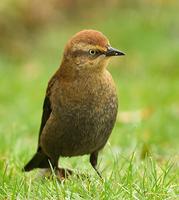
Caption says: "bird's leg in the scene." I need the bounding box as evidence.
[90,152,102,178]
[41,158,72,180]
[51,157,73,180]
[47,157,58,173]
[56,167,73,180]
[39,158,59,178]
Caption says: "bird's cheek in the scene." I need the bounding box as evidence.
[89,61,94,66]
[100,58,110,68]
[74,58,81,65]
[74,56,85,65]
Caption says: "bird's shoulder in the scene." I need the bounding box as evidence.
[46,69,61,96]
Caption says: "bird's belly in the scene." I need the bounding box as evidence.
[56,95,118,156]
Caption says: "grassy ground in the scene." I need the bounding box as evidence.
[0,5,179,200]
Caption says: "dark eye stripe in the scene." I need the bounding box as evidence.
[72,50,88,57]
[72,50,103,58]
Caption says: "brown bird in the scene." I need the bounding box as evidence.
[23,29,125,178]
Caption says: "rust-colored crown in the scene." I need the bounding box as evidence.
[70,29,109,47]
[64,30,109,55]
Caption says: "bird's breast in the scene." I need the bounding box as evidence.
[53,70,117,116]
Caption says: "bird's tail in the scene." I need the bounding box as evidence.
[23,149,50,172]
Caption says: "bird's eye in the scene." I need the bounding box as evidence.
[89,49,96,56]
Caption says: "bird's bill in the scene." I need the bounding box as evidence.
[105,46,125,57]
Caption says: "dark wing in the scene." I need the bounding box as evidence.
[23,74,58,171]
[37,73,58,148]
[37,95,52,146]
[23,88,52,171]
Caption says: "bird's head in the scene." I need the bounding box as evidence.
[62,30,125,71]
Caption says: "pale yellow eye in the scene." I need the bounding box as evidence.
[89,49,96,56]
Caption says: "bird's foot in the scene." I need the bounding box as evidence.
[56,167,73,180]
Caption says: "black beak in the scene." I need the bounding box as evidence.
[105,46,125,57]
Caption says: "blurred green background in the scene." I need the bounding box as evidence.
[0,0,179,198]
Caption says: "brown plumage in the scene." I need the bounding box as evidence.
[23,30,125,178]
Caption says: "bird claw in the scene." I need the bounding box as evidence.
[55,167,73,180]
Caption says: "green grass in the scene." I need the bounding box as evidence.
[0,5,179,199]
